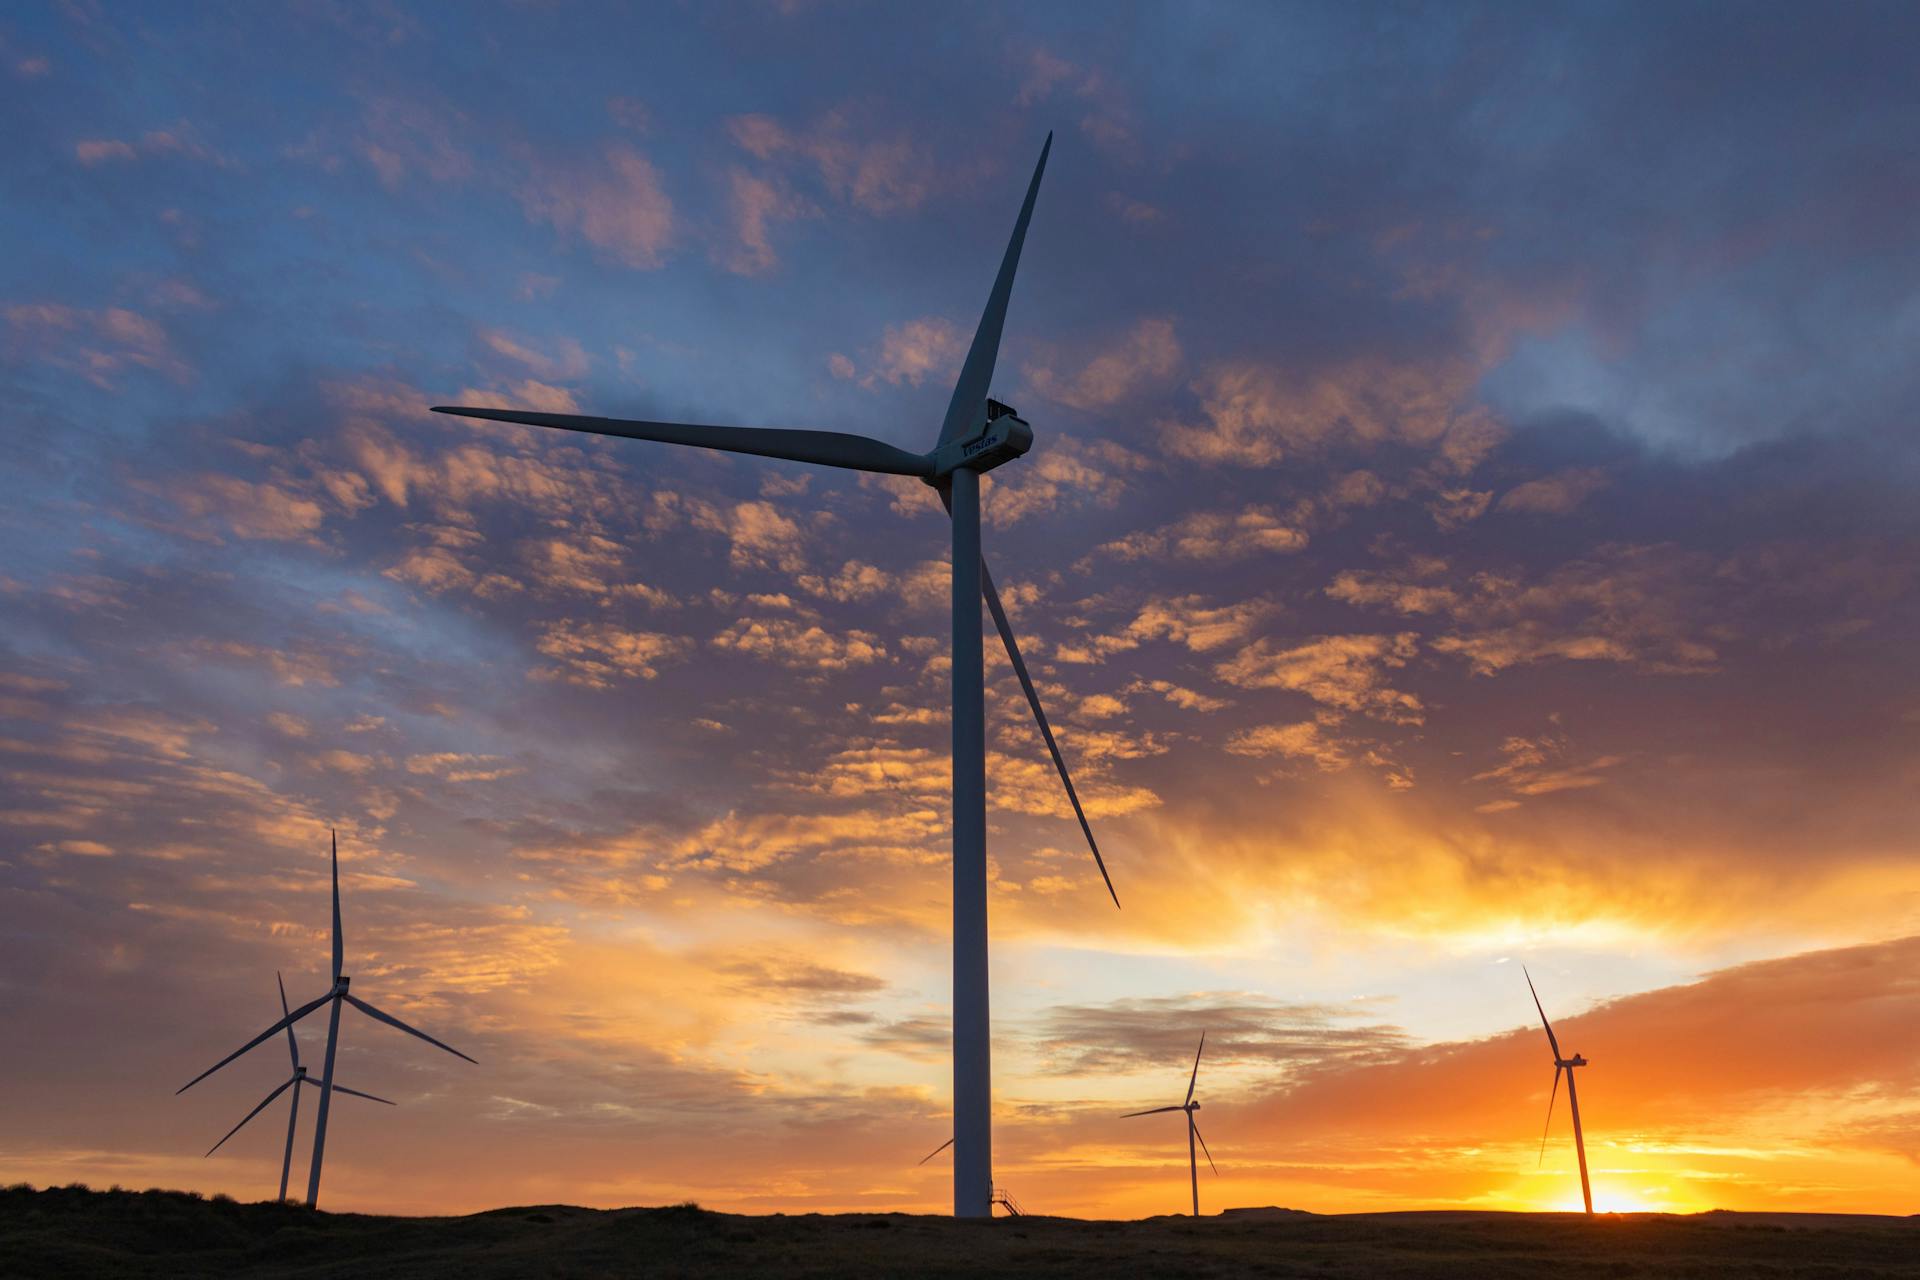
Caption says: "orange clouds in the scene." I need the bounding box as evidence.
[866,316,965,389]
[1499,467,1611,515]
[166,475,326,542]
[722,167,818,275]
[533,621,691,686]
[1225,720,1351,772]
[712,617,888,671]
[5,303,192,387]
[1026,317,1182,411]
[72,124,230,169]
[478,330,590,382]
[1329,547,1724,675]
[984,435,1145,526]
[516,145,675,269]
[1214,633,1424,724]
[1471,733,1621,809]
[728,111,930,215]
[1099,505,1310,562]
[1054,595,1272,664]
[1159,358,1500,470]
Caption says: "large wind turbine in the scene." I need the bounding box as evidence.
[432,133,1118,1219]
[1122,1032,1217,1216]
[176,831,476,1208]
[1525,966,1593,1214]
[202,972,394,1201]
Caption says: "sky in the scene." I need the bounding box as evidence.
[2,0,1918,1219]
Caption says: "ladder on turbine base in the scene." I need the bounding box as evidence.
[991,1186,1024,1217]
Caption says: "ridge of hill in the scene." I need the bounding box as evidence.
[3,1184,1916,1278]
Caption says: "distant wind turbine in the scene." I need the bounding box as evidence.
[1122,1032,1217,1216]
[433,133,1119,1219]
[1525,966,1593,1214]
[177,831,476,1208]
[202,972,394,1201]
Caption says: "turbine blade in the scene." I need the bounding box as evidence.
[975,548,1118,909]
[177,993,332,1094]
[1120,1105,1185,1118]
[330,830,343,985]
[934,483,1118,908]
[344,994,476,1064]
[277,971,299,1069]
[323,1082,396,1106]
[1523,966,1562,1060]
[431,407,933,478]
[1538,1064,1562,1168]
[1192,1117,1219,1176]
[1186,1031,1206,1106]
[935,132,1052,448]
[917,1138,954,1166]
[205,1075,297,1156]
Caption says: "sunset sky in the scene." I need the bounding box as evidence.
[3,2,1918,1219]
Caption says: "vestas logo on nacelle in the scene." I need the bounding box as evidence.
[927,409,1032,481]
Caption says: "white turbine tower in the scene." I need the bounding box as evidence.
[432,133,1119,1219]
[202,972,394,1201]
[1525,966,1593,1214]
[1122,1032,1217,1217]
[176,831,476,1208]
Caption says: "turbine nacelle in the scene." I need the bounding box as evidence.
[927,401,1033,481]
[1556,1054,1587,1068]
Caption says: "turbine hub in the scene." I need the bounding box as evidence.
[927,400,1033,481]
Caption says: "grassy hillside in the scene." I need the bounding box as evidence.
[3,1184,1916,1278]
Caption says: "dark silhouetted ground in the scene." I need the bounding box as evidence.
[3,1184,1916,1277]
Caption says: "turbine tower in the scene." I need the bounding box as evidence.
[202,972,394,1201]
[1525,966,1593,1214]
[916,1138,1020,1216]
[177,831,476,1208]
[1122,1032,1217,1216]
[432,133,1119,1220]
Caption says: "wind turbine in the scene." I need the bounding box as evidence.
[202,972,394,1201]
[1122,1032,1217,1217]
[1525,966,1593,1214]
[176,831,476,1208]
[432,132,1119,1219]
